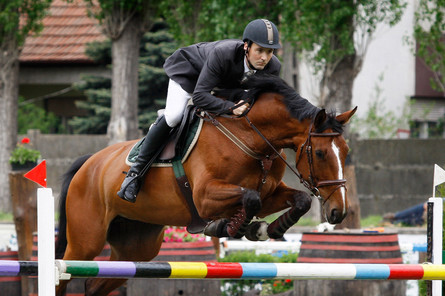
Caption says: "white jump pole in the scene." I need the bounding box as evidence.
[430,164,445,296]
[429,197,443,296]
[37,187,55,296]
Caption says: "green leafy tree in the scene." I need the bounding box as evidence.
[17,97,63,134]
[0,0,52,210]
[414,0,445,96]
[160,0,279,46]
[69,23,176,134]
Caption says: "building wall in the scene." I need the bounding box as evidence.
[352,0,416,119]
[351,138,445,217]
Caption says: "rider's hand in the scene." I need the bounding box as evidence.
[232,100,249,116]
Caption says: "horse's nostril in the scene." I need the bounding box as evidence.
[331,209,339,221]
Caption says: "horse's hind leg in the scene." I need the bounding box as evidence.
[84,217,165,296]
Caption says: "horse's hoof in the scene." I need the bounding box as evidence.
[245,221,269,241]
[203,219,229,237]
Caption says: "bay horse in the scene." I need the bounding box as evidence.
[55,74,356,295]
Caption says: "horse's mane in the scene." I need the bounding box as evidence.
[241,74,343,133]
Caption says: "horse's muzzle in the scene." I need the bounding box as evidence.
[327,208,347,224]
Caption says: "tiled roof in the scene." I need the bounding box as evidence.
[20,0,106,64]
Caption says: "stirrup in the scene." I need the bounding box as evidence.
[117,174,140,203]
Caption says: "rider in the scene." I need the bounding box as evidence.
[118,19,282,203]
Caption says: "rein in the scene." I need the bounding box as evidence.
[200,111,346,204]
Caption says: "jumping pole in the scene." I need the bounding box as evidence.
[428,164,445,296]
[37,187,55,295]
[24,161,55,296]
[2,260,445,280]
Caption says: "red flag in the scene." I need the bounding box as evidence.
[24,160,47,188]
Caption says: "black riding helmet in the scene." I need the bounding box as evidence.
[243,19,281,49]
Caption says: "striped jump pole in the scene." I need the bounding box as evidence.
[1,260,443,281]
[1,261,443,280]
[2,260,445,281]
[0,261,38,277]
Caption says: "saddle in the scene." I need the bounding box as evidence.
[126,105,202,166]
[126,105,208,233]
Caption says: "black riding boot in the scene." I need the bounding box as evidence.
[117,116,172,203]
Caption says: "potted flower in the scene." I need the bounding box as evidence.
[163,226,206,243]
[9,137,41,171]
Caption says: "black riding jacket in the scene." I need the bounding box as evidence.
[163,39,281,114]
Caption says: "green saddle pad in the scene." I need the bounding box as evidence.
[126,118,203,166]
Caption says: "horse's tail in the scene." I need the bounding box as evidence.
[55,154,92,259]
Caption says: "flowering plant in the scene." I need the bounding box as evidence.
[9,137,41,165]
[163,226,205,243]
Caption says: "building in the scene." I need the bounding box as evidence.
[297,0,445,139]
[19,0,108,130]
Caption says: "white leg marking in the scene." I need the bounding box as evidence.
[331,142,346,215]
[257,222,270,241]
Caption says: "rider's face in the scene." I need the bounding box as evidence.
[244,42,274,70]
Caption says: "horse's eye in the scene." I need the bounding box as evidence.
[315,150,324,159]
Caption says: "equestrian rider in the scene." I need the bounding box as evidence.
[118,19,282,203]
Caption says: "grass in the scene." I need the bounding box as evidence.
[0,212,13,222]
[0,211,59,223]
[360,215,383,227]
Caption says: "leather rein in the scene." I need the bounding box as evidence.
[199,110,346,203]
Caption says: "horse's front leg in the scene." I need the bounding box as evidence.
[225,187,262,238]
[263,182,312,239]
[244,182,312,241]
[199,180,261,239]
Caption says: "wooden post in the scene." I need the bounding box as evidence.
[9,170,38,296]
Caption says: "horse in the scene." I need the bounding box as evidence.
[55,74,356,295]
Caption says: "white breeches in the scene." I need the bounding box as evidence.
[164,79,192,127]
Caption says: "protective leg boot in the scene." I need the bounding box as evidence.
[117,116,172,202]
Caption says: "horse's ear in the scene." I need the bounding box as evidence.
[336,106,357,124]
[314,109,327,129]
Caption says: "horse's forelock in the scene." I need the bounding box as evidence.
[315,112,344,134]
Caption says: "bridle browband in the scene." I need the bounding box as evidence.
[200,110,347,204]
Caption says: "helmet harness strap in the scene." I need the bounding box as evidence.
[244,41,259,71]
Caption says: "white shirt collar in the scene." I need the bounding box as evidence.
[244,58,256,73]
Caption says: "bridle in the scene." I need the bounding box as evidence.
[293,121,347,204]
[200,110,346,204]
